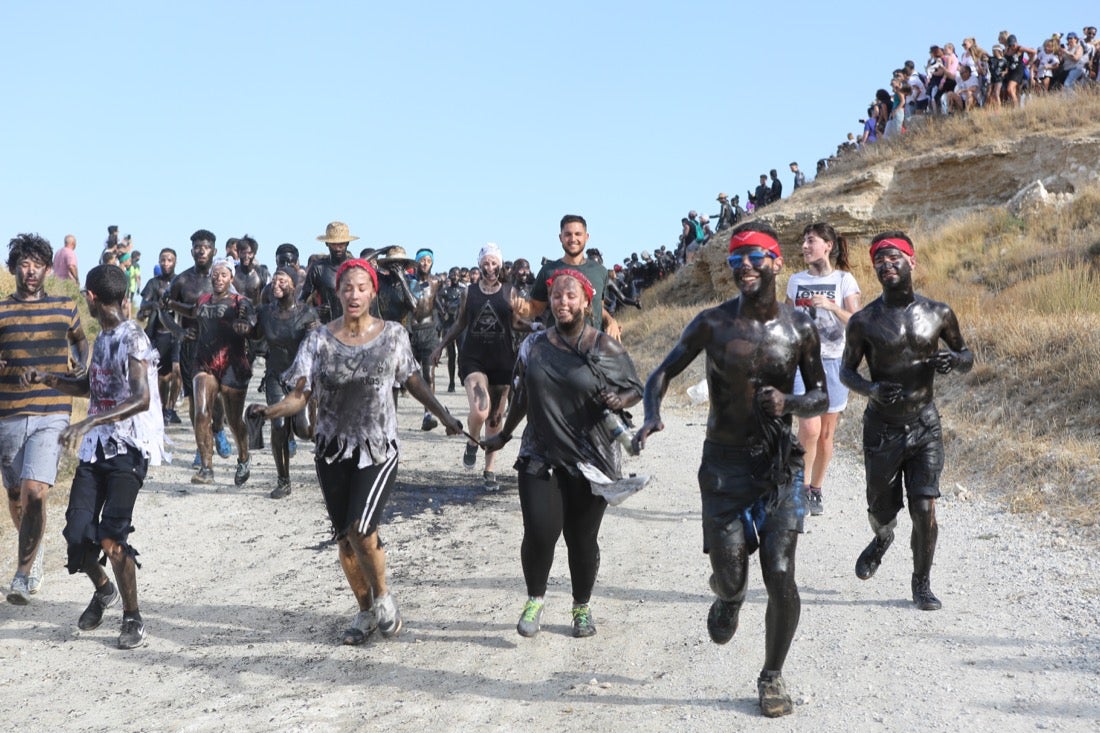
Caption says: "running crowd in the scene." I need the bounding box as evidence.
[3,216,973,718]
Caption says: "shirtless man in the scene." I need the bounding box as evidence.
[406,249,445,431]
[165,230,231,463]
[232,235,270,305]
[437,267,465,392]
[840,231,973,612]
[634,222,827,718]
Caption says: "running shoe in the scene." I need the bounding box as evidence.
[118,616,146,650]
[571,603,597,638]
[374,593,402,638]
[288,438,297,458]
[912,574,943,611]
[462,443,477,469]
[166,409,183,425]
[341,609,377,646]
[192,450,202,469]
[191,467,215,485]
[707,598,740,645]
[855,533,894,580]
[6,573,30,606]
[807,488,824,516]
[757,672,793,718]
[421,414,439,431]
[215,430,232,459]
[78,581,119,630]
[270,478,291,500]
[483,470,499,491]
[28,542,44,595]
[234,459,251,487]
[447,383,456,393]
[516,597,544,638]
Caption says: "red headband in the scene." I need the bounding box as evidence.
[729,230,781,258]
[547,268,595,302]
[335,258,379,292]
[869,238,915,260]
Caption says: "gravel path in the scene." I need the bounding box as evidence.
[1,389,1097,732]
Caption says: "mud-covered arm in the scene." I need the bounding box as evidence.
[59,355,152,451]
[633,313,709,450]
[840,315,902,406]
[932,305,974,375]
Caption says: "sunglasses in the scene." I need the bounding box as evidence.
[727,251,774,269]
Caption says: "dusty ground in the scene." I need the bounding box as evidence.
[1,384,1098,732]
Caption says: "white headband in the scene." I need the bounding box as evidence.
[478,242,502,265]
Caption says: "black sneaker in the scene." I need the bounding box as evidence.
[421,414,439,431]
[707,598,740,644]
[447,383,456,393]
[78,582,119,631]
[234,459,251,487]
[166,409,182,425]
[912,574,942,611]
[462,443,477,469]
[855,533,894,580]
[270,478,291,499]
[118,617,146,649]
[757,672,793,718]
[807,488,823,516]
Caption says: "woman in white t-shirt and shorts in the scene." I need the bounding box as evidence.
[785,223,861,516]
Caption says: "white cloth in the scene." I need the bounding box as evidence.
[786,270,861,359]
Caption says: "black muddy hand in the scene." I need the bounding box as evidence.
[870,381,904,405]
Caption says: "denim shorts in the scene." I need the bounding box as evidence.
[0,413,69,492]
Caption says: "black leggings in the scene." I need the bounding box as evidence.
[518,468,607,604]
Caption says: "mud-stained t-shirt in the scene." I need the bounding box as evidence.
[786,270,860,360]
[515,329,643,480]
[80,320,167,465]
[283,323,418,468]
[194,293,255,378]
[257,303,319,377]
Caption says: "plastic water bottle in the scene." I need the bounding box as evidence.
[600,410,639,456]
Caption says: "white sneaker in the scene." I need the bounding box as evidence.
[28,543,44,594]
[7,573,30,605]
[374,593,402,638]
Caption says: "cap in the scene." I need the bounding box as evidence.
[1006,34,1017,45]
[1067,32,1079,40]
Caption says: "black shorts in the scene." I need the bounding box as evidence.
[197,360,252,391]
[314,442,398,538]
[152,331,180,377]
[63,442,148,573]
[408,324,441,363]
[458,352,514,386]
[862,404,944,525]
[179,339,198,397]
[697,440,804,557]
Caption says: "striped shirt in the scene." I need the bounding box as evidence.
[0,294,83,419]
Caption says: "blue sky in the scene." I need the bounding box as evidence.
[2,2,1090,277]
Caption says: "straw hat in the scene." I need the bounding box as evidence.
[375,245,414,266]
[316,221,360,243]
[716,192,728,201]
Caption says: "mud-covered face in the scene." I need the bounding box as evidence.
[728,246,778,296]
[326,241,349,263]
[469,268,480,284]
[271,271,295,299]
[192,240,214,266]
[550,276,589,327]
[211,265,233,294]
[14,256,50,297]
[417,256,432,275]
[337,267,375,318]
[873,248,914,288]
[160,251,176,277]
[238,244,255,268]
[479,258,501,284]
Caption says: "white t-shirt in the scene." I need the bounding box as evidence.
[786,270,861,359]
[80,320,167,465]
[956,75,980,95]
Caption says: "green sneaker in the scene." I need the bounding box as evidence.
[516,597,544,638]
[571,603,596,638]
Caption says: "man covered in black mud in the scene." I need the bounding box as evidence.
[634,221,827,718]
[840,231,972,611]
[300,221,355,323]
